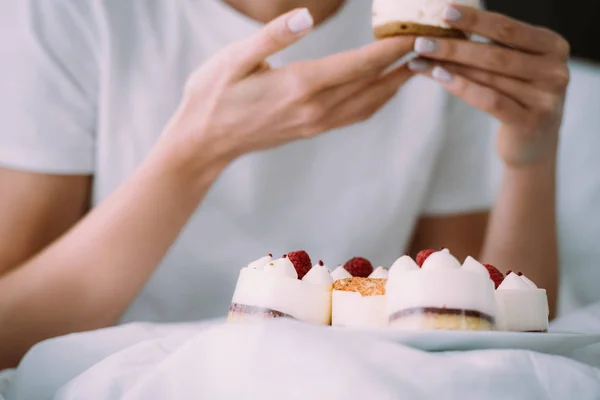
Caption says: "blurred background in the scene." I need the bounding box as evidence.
[488,0,600,315]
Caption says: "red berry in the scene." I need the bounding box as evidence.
[416,249,436,267]
[318,260,324,266]
[287,251,312,279]
[484,264,504,289]
[343,257,374,278]
[268,253,273,257]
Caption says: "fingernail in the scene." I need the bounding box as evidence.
[408,59,431,71]
[287,8,314,33]
[432,66,453,82]
[414,38,438,54]
[443,6,462,21]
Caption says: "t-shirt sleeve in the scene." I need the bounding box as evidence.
[421,94,502,216]
[0,1,98,174]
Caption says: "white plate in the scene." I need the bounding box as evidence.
[339,329,600,356]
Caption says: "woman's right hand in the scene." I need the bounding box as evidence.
[165,8,415,165]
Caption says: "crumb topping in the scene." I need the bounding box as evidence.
[333,277,386,296]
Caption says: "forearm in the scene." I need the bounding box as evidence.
[482,158,558,315]
[0,130,228,367]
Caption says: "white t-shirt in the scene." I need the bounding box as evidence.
[0,0,496,323]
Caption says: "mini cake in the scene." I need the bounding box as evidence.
[331,258,388,328]
[495,272,549,332]
[386,250,497,331]
[372,0,481,39]
[228,252,333,325]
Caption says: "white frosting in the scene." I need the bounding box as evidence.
[461,256,489,276]
[389,255,419,274]
[369,267,389,279]
[247,255,273,270]
[263,257,298,279]
[230,268,332,325]
[495,272,547,332]
[331,266,353,281]
[495,289,549,332]
[387,251,497,319]
[498,272,532,290]
[303,263,334,286]
[373,0,481,29]
[332,291,387,328]
[520,275,538,289]
[421,250,462,271]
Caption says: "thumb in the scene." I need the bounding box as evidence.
[231,8,314,79]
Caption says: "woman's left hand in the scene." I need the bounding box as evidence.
[408,5,570,167]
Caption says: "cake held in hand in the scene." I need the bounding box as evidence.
[386,250,497,331]
[495,272,549,332]
[372,0,480,39]
[331,258,388,328]
[227,253,333,325]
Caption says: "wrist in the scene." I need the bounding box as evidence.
[149,126,233,196]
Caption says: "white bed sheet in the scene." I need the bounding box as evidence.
[2,302,600,400]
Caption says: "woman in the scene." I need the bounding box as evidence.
[0,0,569,368]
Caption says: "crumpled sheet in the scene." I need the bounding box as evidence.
[2,302,600,400]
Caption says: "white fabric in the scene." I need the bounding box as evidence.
[4,303,600,400]
[0,0,496,323]
[557,59,600,315]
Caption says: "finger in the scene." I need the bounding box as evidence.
[229,8,314,79]
[443,5,570,58]
[409,59,542,108]
[322,66,413,129]
[421,65,528,125]
[306,37,416,89]
[414,37,547,81]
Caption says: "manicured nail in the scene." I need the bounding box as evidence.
[287,8,314,33]
[443,6,462,21]
[414,38,438,54]
[408,59,431,71]
[432,66,453,82]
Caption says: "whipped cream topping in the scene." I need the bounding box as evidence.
[373,0,481,29]
[461,256,489,276]
[421,250,462,271]
[264,257,298,279]
[303,262,334,286]
[247,255,273,270]
[369,267,389,279]
[390,255,419,272]
[520,275,538,289]
[331,265,352,281]
[498,272,537,290]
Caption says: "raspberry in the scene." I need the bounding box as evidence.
[343,257,374,278]
[484,264,504,289]
[287,251,312,279]
[416,249,436,267]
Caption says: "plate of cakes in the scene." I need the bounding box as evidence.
[227,249,600,356]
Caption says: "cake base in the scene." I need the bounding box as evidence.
[388,307,495,331]
[374,22,466,40]
[227,303,295,323]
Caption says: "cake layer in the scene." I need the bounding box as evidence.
[495,289,549,332]
[386,269,497,318]
[230,268,332,325]
[332,291,387,328]
[389,309,494,331]
[374,22,464,39]
[227,303,295,321]
[373,0,480,30]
